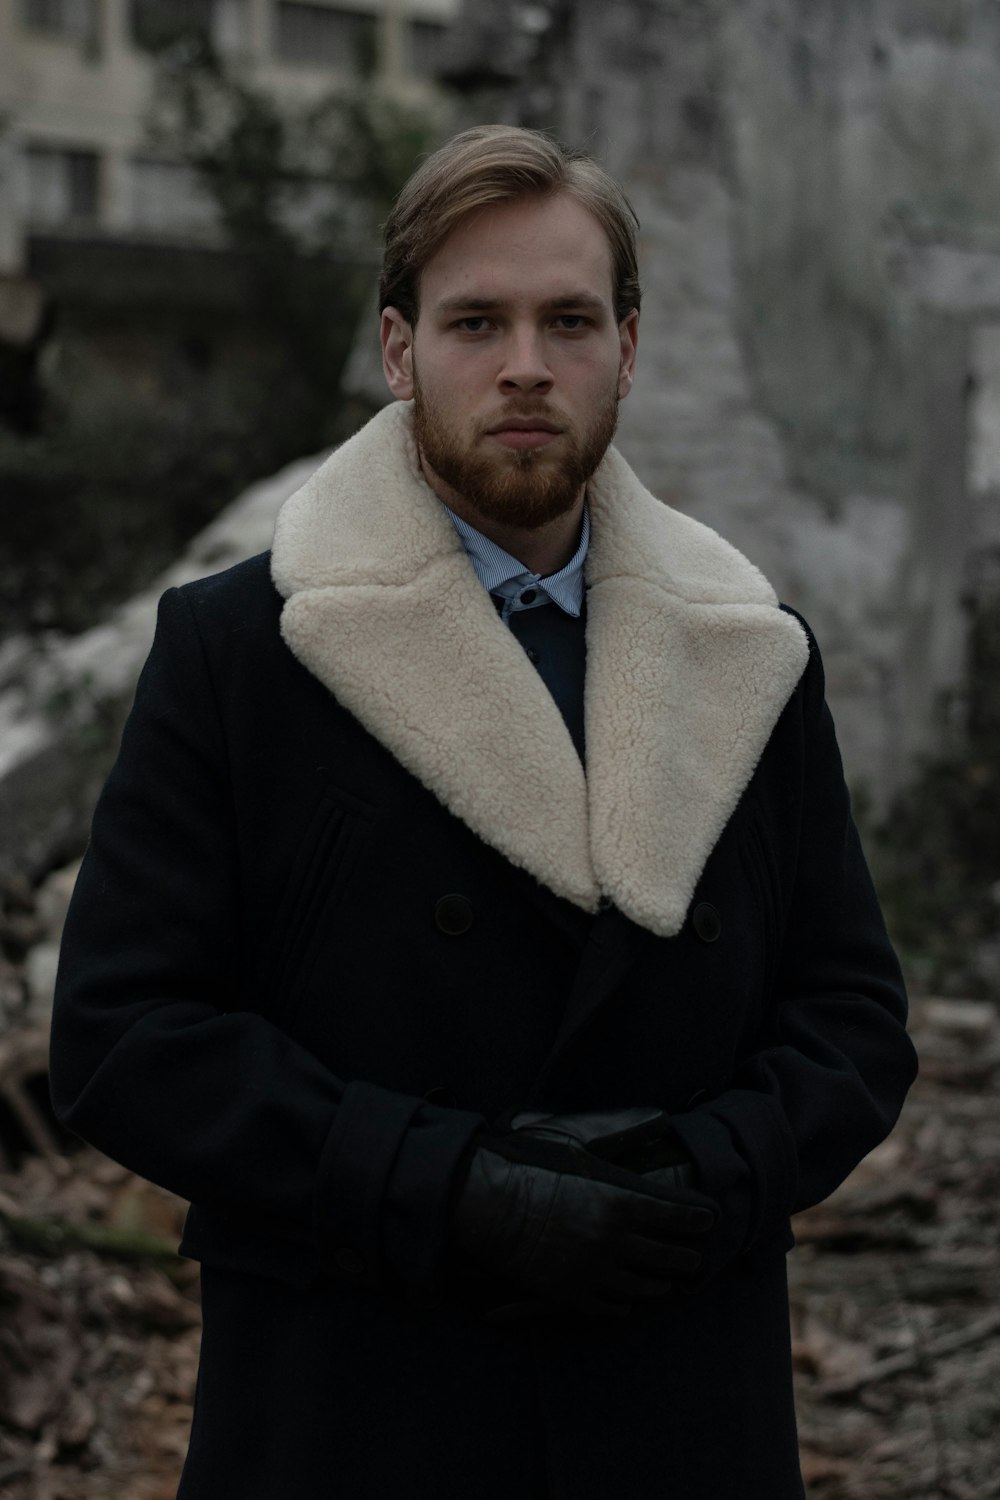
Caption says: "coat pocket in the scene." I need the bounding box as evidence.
[737,800,782,999]
[265,787,375,1019]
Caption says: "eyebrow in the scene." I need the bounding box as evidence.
[434,292,610,315]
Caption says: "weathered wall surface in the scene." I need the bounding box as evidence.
[483,0,1000,808]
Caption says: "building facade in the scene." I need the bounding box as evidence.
[0,0,458,276]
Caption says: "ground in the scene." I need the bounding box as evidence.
[0,996,997,1500]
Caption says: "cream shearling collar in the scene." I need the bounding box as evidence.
[271,401,808,937]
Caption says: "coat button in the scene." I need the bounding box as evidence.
[692,902,722,943]
[434,894,474,935]
[333,1248,367,1277]
[423,1086,459,1108]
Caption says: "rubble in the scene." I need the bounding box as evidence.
[0,450,325,887]
[790,997,1000,1499]
[0,1154,198,1500]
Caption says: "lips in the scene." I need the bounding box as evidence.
[485,416,564,450]
[486,418,562,434]
[491,430,560,450]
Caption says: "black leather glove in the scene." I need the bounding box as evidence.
[448,1115,717,1319]
[502,1105,698,1186]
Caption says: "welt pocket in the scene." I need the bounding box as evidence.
[738,806,780,982]
[267,788,374,1000]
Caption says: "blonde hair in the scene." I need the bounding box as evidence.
[379,124,641,325]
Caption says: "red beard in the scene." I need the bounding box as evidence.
[412,380,620,532]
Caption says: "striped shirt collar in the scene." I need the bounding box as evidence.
[443,502,590,621]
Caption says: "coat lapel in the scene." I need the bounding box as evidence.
[271,402,599,913]
[270,401,809,939]
[584,448,810,937]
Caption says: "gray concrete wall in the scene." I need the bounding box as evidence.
[501,0,1000,809]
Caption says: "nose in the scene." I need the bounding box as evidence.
[496,326,553,394]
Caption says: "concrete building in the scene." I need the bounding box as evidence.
[0,0,460,457]
[0,0,459,276]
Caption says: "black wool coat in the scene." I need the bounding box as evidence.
[50,404,918,1499]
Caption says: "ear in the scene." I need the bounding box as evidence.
[381,308,415,400]
[617,309,639,400]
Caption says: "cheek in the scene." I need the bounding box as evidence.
[558,342,624,386]
[573,363,625,409]
[415,349,485,404]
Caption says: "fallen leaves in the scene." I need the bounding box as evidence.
[789,996,1000,1499]
[0,1150,199,1499]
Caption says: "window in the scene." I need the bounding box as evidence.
[213,0,245,54]
[129,159,217,237]
[20,0,98,43]
[24,146,100,228]
[130,0,215,50]
[274,3,376,70]
[409,18,447,76]
[130,0,246,53]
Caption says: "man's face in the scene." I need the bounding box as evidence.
[381,192,638,531]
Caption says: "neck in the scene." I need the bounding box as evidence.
[419,457,586,576]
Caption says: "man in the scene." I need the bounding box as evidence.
[51,126,917,1498]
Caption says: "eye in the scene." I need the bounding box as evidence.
[553,315,591,331]
[455,316,494,333]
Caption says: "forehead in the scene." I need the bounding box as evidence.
[419,192,616,311]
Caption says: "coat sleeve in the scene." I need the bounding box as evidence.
[668,614,918,1278]
[49,584,486,1294]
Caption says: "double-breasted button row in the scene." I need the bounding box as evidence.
[423,1086,459,1108]
[434,893,474,935]
[691,902,722,943]
[333,1247,367,1277]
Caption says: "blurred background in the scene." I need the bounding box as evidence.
[0,2,998,1497]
